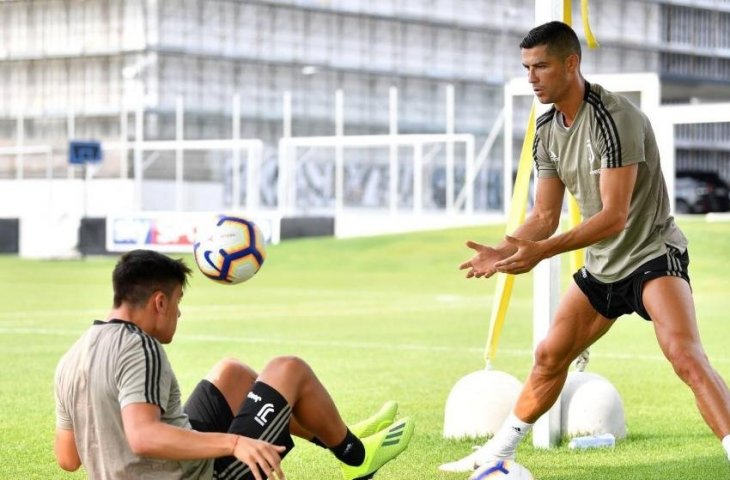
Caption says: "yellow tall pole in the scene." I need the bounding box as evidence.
[484,105,537,365]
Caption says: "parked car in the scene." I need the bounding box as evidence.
[675,170,730,214]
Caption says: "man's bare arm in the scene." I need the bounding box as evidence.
[495,164,638,274]
[506,176,567,247]
[54,428,82,472]
[539,164,637,257]
[460,176,565,278]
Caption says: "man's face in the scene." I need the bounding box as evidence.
[520,44,575,105]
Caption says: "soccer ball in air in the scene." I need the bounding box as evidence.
[193,215,266,284]
[469,460,534,480]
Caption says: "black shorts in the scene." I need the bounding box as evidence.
[184,380,295,480]
[573,246,690,321]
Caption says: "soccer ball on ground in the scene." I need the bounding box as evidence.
[193,215,266,284]
[469,460,534,480]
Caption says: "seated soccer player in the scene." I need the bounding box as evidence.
[54,249,414,479]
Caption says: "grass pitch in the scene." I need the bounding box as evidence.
[1,217,729,479]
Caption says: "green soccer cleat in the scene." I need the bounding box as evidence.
[341,417,415,480]
[349,401,399,439]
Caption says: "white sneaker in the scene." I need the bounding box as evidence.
[438,445,513,473]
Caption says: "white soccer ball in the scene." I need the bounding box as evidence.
[193,215,267,284]
[469,460,534,480]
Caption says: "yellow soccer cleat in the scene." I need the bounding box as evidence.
[349,401,398,439]
[341,417,415,480]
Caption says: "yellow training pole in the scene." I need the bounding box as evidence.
[581,0,600,48]
[484,103,537,366]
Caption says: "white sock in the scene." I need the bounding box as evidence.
[483,413,533,459]
[722,435,730,461]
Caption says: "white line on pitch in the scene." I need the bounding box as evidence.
[1,326,729,365]
[0,296,486,322]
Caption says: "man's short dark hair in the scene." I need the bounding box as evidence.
[112,249,192,308]
[520,21,582,60]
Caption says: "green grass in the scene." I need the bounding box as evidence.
[1,217,730,479]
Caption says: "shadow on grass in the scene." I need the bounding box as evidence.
[528,453,729,480]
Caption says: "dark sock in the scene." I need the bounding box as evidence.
[330,429,366,466]
[310,436,327,448]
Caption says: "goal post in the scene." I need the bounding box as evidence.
[102,138,264,213]
[277,133,476,217]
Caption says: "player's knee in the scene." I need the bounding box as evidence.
[264,355,312,380]
[533,341,571,375]
[665,346,710,387]
[210,357,257,386]
[256,356,313,404]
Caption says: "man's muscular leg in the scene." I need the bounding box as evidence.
[645,276,730,459]
[514,283,614,423]
[440,283,614,472]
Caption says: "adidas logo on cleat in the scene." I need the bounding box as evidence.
[382,422,406,446]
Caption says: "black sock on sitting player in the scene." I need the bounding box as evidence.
[330,429,365,466]
[309,437,327,448]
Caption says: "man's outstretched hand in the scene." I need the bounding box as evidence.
[493,235,546,275]
[459,240,505,279]
[460,236,547,278]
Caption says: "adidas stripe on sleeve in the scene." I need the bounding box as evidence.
[117,324,173,411]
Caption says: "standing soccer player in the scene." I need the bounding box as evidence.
[54,249,414,480]
[441,21,730,473]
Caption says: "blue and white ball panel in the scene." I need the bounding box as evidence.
[193,215,266,285]
[470,460,533,480]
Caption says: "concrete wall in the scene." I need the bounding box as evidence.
[0,179,336,256]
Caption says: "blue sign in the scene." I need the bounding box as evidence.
[69,141,103,164]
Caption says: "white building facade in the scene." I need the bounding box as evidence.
[0,0,728,211]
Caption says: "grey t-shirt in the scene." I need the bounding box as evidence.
[55,319,213,479]
[533,81,687,282]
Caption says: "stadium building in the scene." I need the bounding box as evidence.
[0,0,729,214]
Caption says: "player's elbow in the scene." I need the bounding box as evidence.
[531,210,561,237]
[603,210,629,237]
[547,217,561,236]
[56,456,81,472]
[55,429,82,472]
[126,432,157,457]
